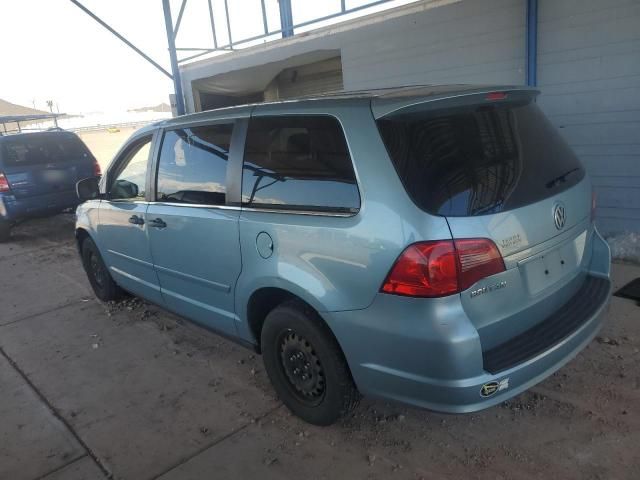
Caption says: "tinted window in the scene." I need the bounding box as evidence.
[1,132,93,166]
[242,116,359,213]
[156,124,232,205]
[377,101,585,216]
[109,138,151,201]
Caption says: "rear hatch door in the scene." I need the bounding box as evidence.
[375,89,593,347]
[0,132,95,198]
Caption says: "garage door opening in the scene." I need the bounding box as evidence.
[192,53,343,112]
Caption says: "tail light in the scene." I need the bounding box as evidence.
[381,241,458,297]
[591,189,597,223]
[381,238,505,298]
[93,159,102,177]
[455,239,506,291]
[0,173,10,193]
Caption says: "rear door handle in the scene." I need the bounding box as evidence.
[148,218,167,229]
[128,215,144,226]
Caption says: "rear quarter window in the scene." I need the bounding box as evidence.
[377,101,585,216]
[241,115,360,213]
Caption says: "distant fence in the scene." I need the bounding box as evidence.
[67,120,157,133]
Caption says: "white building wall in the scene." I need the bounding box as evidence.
[341,0,525,88]
[536,0,640,235]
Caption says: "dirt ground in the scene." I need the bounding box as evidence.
[77,127,139,171]
[0,215,639,480]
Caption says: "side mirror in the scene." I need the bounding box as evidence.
[111,179,139,199]
[76,177,101,201]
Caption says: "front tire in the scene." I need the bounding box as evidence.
[81,237,123,302]
[261,301,360,426]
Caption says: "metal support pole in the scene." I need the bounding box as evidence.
[207,0,218,48]
[279,0,294,38]
[260,0,269,35]
[69,0,173,80]
[162,0,186,116]
[223,0,233,48]
[173,0,188,36]
[526,0,538,86]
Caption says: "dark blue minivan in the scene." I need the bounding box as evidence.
[0,131,99,241]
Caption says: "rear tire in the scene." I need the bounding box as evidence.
[81,237,123,302]
[261,301,360,426]
[0,221,11,242]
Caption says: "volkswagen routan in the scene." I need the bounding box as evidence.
[75,85,611,425]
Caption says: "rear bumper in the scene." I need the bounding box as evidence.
[0,191,79,222]
[324,229,612,413]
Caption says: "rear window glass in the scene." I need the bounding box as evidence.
[377,101,585,216]
[242,116,360,213]
[0,133,93,167]
[156,124,233,206]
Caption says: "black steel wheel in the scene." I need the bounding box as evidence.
[262,300,360,426]
[278,330,326,406]
[81,237,123,302]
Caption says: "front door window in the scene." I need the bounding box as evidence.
[109,139,151,201]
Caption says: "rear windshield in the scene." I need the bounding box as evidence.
[377,100,585,216]
[0,132,93,167]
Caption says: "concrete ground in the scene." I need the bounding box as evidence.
[1,214,639,480]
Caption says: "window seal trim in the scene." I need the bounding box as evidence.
[148,201,240,210]
[105,200,149,205]
[241,206,356,218]
[144,201,355,217]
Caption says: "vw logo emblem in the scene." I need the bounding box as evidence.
[553,203,566,230]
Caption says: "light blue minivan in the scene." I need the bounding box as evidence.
[76,86,611,425]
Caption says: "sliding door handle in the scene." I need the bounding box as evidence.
[148,218,167,229]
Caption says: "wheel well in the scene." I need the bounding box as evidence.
[75,228,90,254]
[247,287,302,352]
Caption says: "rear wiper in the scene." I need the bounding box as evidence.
[546,168,580,189]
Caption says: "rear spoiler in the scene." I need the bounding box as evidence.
[371,86,540,119]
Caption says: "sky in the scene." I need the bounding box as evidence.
[0,0,415,114]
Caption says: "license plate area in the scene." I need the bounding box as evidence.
[40,168,74,186]
[518,231,587,296]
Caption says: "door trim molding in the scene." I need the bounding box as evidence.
[154,264,231,292]
[107,249,154,267]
